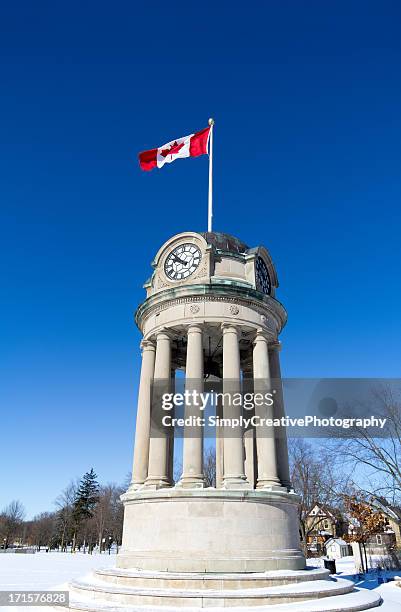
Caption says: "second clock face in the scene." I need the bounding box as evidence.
[164,243,202,281]
[255,256,271,295]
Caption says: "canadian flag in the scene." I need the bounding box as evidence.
[138,127,211,171]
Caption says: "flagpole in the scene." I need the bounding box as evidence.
[208,118,214,232]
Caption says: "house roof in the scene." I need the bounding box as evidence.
[307,504,338,520]
[373,498,401,522]
[325,538,348,547]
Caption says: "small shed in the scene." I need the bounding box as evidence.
[324,538,349,560]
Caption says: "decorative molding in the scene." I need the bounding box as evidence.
[229,304,240,315]
[140,339,156,351]
[137,293,285,338]
[189,304,200,314]
[154,274,170,290]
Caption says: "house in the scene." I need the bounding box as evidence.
[347,501,401,556]
[375,502,401,551]
[306,504,347,554]
[325,538,351,560]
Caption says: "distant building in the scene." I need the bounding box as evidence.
[325,538,351,560]
[348,502,401,555]
[376,503,401,551]
[306,504,347,554]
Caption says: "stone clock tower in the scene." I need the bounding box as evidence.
[70,231,381,611]
[128,231,292,500]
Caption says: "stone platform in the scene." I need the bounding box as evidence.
[68,488,381,610]
[117,489,305,573]
[69,566,381,611]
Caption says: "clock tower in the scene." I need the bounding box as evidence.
[128,230,292,498]
[69,231,381,611]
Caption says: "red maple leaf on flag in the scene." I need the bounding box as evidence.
[160,141,185,158]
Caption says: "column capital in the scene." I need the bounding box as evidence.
[221,322,239,335]
[155,328,173,342]
[140,339,156,352]
[187,323,203,335]
[253,328,270,344]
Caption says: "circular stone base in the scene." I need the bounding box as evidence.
[69,566,382,610]
[118,488,305,573]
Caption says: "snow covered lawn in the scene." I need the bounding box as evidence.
[0,551,116,611]
[0,551,116,590]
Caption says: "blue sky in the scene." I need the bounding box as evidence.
[1,1,400,517]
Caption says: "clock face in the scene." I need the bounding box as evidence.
[164,243,202,281]
[255,256,271,295]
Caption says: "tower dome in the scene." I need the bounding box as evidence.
[200,231,249,254]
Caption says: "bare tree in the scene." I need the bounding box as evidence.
[289,439,346,556]
[93,485,114,553]
[0,500,25,548]
[203,446,216,488]
[329,384,401,531]
[55,481,78,551]
[110,485,125,552]
[29,512,56,551]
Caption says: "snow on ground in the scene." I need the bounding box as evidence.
[0,552,400,610]
[0,552,116,612]
[307,555,401,610]
[0,551,116,590]
[376,582,401,610]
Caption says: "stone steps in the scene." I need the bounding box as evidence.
[94,567,331,589]
[70,574,356,607]
[69,587,381,612]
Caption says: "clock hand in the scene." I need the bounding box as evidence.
[173,255,188,266]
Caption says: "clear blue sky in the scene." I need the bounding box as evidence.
[1,1,400,518]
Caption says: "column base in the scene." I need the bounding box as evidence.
[257,482,288,492]
[126,481,144,493]
[142,477,172,490]
[256,477,286,491]
[176,476,206,489]
[222,476,252,490]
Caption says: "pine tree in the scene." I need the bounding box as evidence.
[73,469,99,520]
[72,469,99,551]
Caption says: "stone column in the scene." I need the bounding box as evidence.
[215,392,224,488]
[167,368,176,485]
[242,363,257,489]
[144,331,172,489]
[221,323,249,489]
[130,339,156,489]
[179,324,205,488]
[253,330,282,489]
[269,342,291,489]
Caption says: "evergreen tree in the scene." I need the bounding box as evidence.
[73,468,99,521]
[72,469,99,551]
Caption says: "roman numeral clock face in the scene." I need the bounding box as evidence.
[164,243,202,281]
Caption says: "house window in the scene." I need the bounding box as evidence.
[323,521,330,530]
[376,535,382,545]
